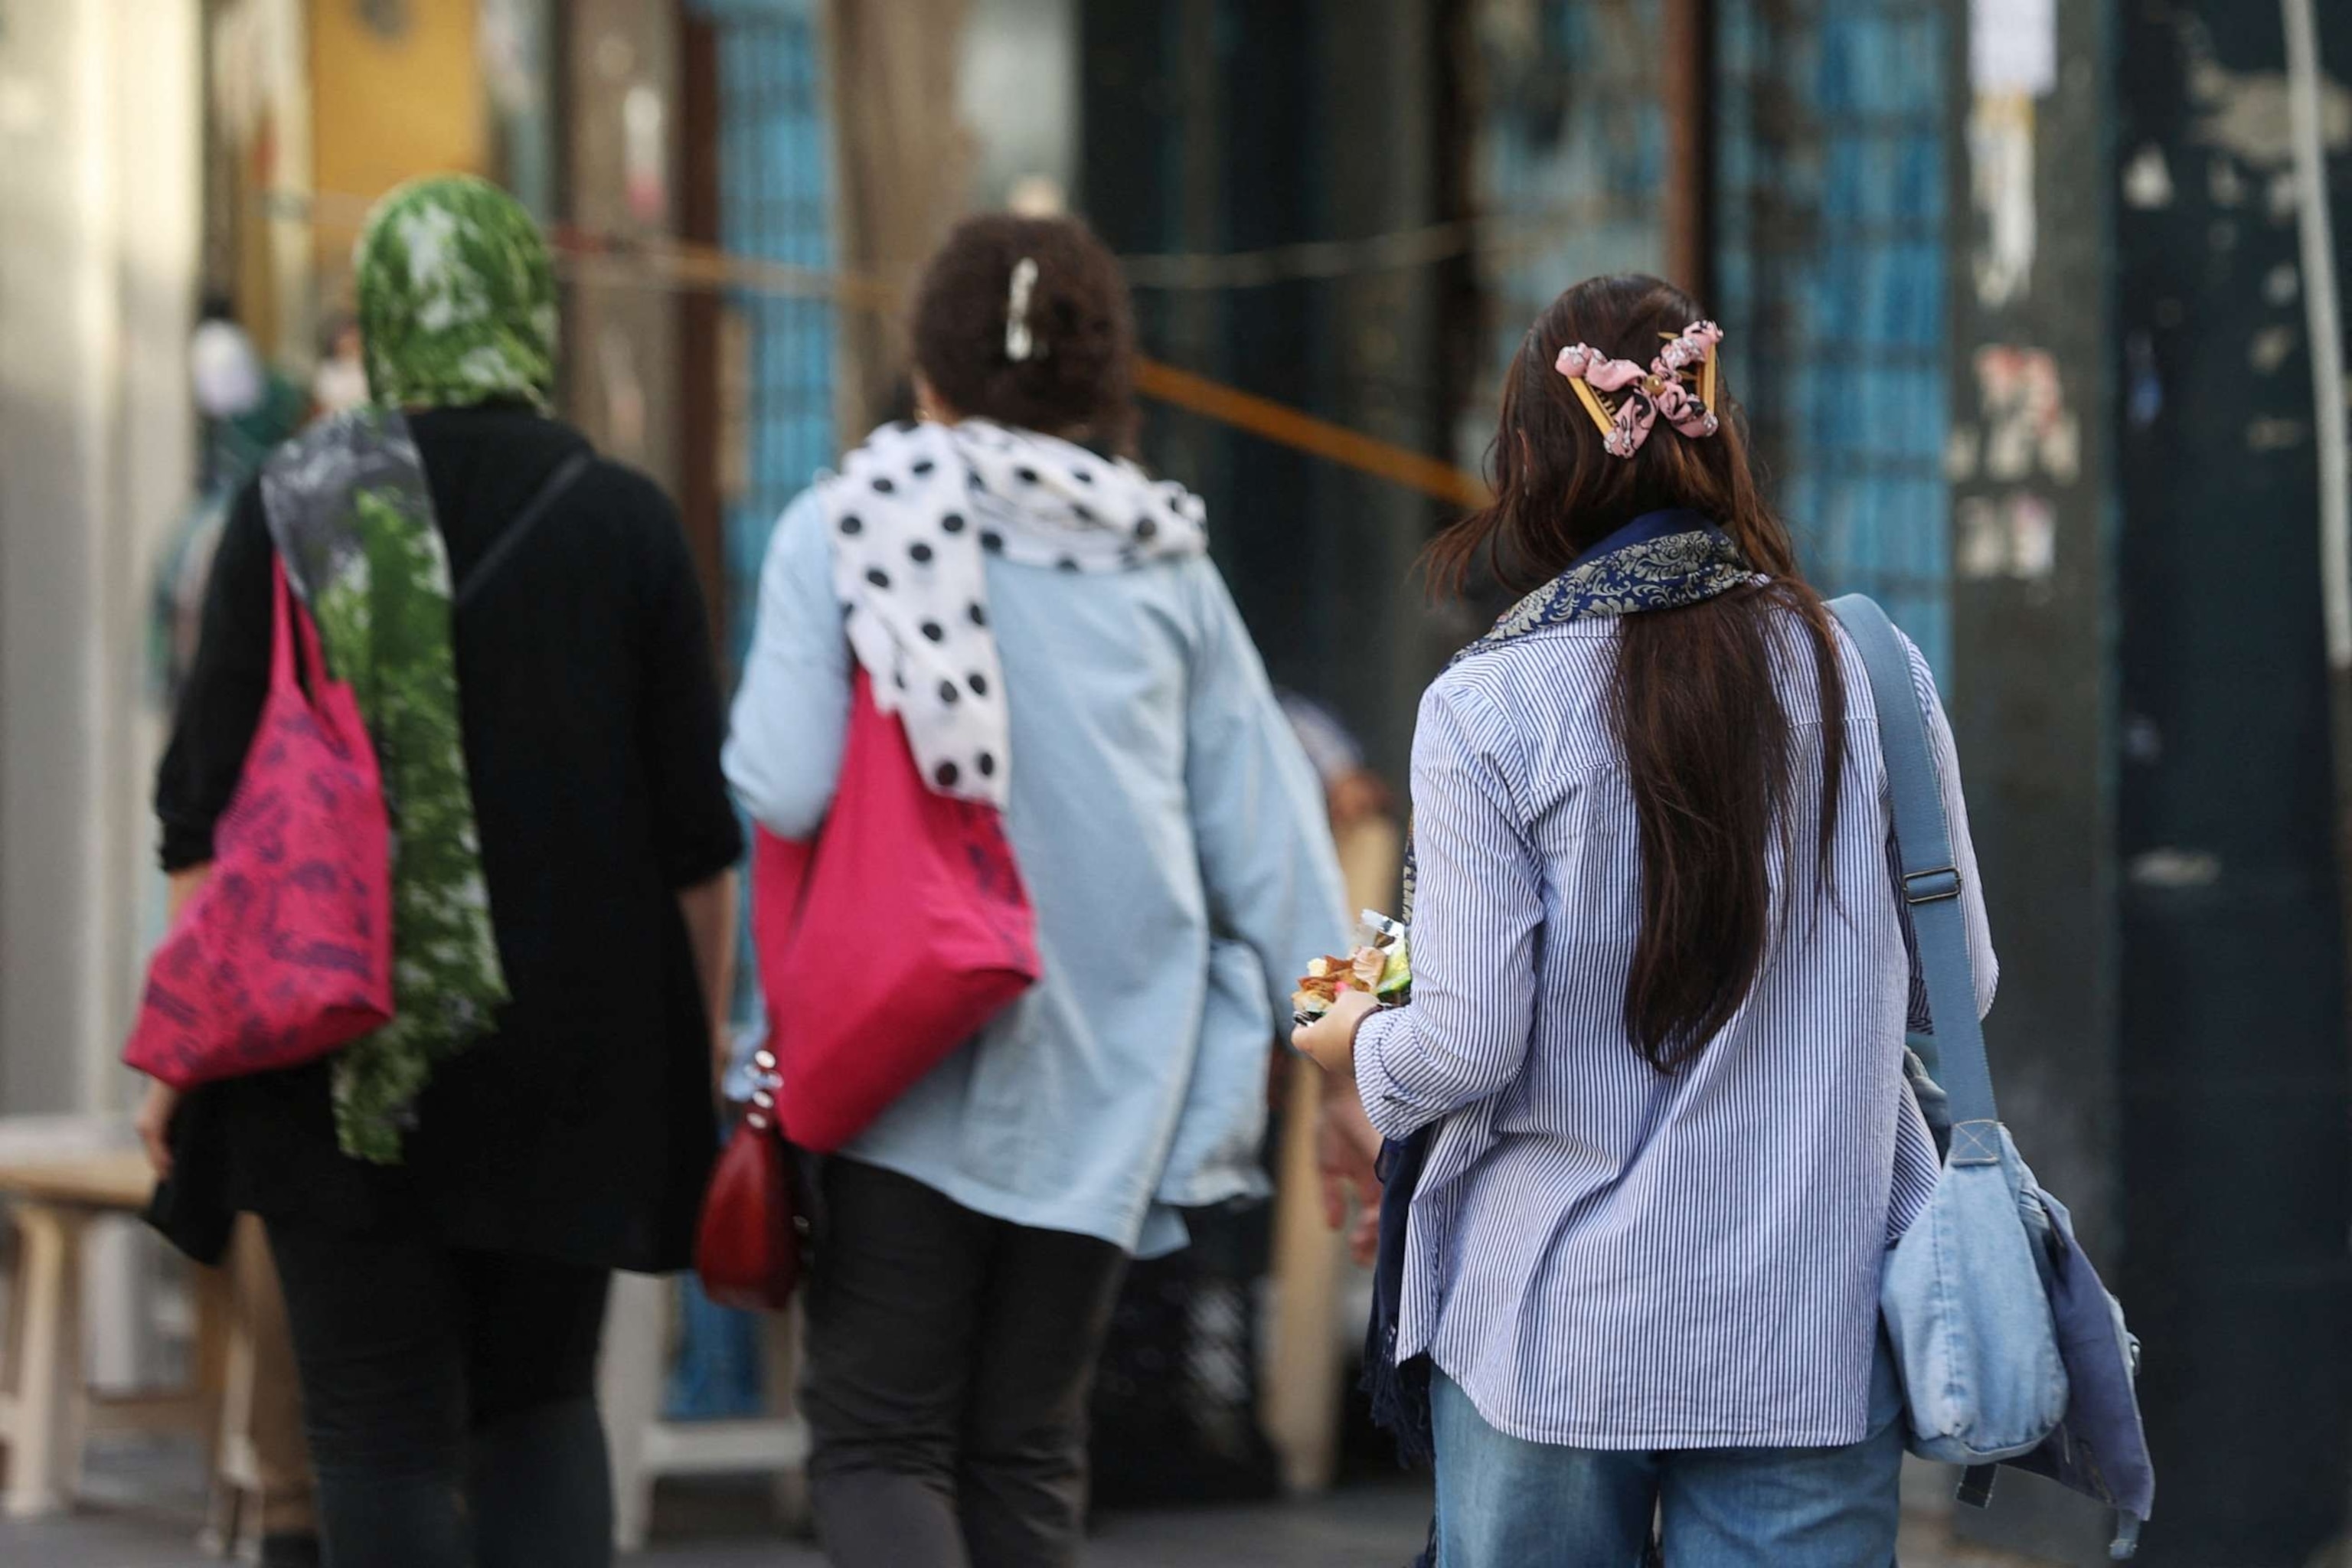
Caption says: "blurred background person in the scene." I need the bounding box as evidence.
[309,311,371,420]
[1274,689,1395,1269]
[151,300,309,712]
[1278,689,1396,846]
[724,212,1349,1568]
[1276,687,1398,1256]
[142,175,741,1568]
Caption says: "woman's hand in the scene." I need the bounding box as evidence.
[1292,988,1380,1078]
[136,1080,182,1180]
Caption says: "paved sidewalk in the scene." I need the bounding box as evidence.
[0,1488,1430,1566]
[2,1442,1435,1568]
[0,1506,2067,1568]
[0,1437,2065,1566]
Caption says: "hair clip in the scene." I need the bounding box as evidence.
[1555,321,1723,458]
[1005,257,1042,364]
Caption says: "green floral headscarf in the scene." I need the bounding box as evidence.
[355,174,557,411]
[252,174,563,1162]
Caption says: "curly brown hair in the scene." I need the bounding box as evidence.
[908,214,1138,451]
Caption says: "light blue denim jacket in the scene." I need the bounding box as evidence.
[725,492,1349,1256]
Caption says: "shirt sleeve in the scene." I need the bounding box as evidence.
[724,492,852,841]
[1181,560,1352,1030]
[635,479,745,888]
[1353,676,1545,1141]
[154,480,274,872]
[1896,634,1998,1031]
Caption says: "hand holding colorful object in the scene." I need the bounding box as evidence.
[1291,911,1410,1076]
[1292,911,1410,1024]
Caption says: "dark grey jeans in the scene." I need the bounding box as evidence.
[265,1220,614,1568]
[800,1158,1129,1568]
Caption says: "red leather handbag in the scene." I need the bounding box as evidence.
[755,670,1040,1152]
[695,1047,802,1309]
[126,560,394,1087]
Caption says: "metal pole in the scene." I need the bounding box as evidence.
[2285,0,2352,960]
[2284,2,2352,1547]
[2284,0,2349,681]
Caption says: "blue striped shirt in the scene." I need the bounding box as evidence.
[1353,611,1994,1450]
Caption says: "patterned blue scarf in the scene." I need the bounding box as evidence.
[1367,509,1757,1516]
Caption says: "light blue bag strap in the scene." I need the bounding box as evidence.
[1829,595,1999,1132]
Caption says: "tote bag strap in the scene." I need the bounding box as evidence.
[270,555,336,708]
[1829,594,1999,1132]
[269,555,298,691]
[455,451,593,611]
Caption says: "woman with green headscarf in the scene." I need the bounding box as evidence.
[146,175,742,1568]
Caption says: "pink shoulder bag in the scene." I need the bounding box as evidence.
[125,559,394,1087]
[750,669,1040,1151]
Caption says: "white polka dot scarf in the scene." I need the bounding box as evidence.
[821,418,1209,807]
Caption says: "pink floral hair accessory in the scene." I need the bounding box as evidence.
[1555,320,1723,459]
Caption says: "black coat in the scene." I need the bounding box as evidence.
[150,406,741,1272]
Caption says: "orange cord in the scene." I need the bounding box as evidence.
[320,201,1488,509]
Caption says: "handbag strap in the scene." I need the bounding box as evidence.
[270,555,335,705]
[1829,594,1999,1132]
[269,556,297,691]
[454,451,593,612]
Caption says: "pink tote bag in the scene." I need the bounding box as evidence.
[752,671,1039,1152]
[126,560,394,1088]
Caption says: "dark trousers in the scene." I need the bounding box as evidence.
[801,1158,1129,1568]
[265,1220,614,1568]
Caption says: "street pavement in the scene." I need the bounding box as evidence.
[0,1436,2063,1566]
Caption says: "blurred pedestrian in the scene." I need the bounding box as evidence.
[1277,689,1394,838]
[152,302,308,710]
[1272,689,1395,1266]
[726,212,1348,1568]
[310,311,370,418]
[143,175,741,1568]
[1297,274,1996,1566]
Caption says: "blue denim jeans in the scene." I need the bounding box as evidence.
[1431,1343,1903,1568]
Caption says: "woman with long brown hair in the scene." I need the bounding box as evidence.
[1296,274,1994,1564]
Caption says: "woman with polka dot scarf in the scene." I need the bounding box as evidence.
[724,214,1349,1568]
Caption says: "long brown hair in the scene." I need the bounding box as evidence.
[1429,274,1847,1072]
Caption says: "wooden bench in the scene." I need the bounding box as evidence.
[0,1148,230,1520]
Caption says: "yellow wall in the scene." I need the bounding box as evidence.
[309,0,485,277]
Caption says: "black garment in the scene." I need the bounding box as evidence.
[1088,1199,1282,1508]
[150,405,741,1272]
[802,1158,1129,1568]
[257,1536,323,1568]
[266,1219,613,1568]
